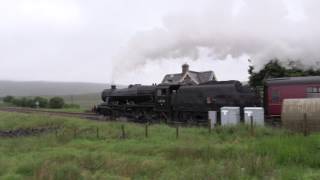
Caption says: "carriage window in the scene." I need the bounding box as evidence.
[307,87,313,93]
[271,90,280,103]
[157,89,167,96]
[313,87,318,93]
[306,87,320,98]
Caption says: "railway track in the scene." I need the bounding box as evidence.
[0,107,102,121]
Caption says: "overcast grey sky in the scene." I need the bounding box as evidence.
[0,0,319,85]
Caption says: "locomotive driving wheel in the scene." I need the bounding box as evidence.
[177,112,193,124]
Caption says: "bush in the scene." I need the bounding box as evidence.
[2,96,52,108]
[19,98,28,107]
[34,97,48,108]
[11,98,23,107]
[25,98,36,108]
[49,97,65,109]
[3,96,14,103]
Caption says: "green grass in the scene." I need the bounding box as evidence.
[1,112,320,179]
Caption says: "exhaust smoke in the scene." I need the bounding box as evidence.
[112,0,320,82]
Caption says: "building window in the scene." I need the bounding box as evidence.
[271,90,280,103]
[157,89,167,96]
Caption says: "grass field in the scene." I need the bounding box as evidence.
[1,112,320,179]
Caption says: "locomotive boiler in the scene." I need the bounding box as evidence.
[96,81,259,123]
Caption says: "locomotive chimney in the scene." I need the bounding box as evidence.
[111,85,116,90]
[182,63,189,74]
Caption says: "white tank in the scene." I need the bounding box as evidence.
[244,107,264,126]
[221,107,240,126]
[208,111,217,128]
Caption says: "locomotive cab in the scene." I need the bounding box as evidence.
[154,84,180,121]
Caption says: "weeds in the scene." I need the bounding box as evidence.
[0,111,320,179]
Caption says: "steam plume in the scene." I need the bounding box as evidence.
[113,0,320,80]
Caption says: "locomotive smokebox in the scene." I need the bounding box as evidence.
[111,85,116,90]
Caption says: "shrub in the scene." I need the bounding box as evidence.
[49,97,65,109]
[34,97,48,108]
[3,96,14,103]
[19,98,28,107]
[25,98,36,108]
[11,98,23,106]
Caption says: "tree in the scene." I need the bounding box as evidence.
[249,59,320,87]
[19,97,28,107]
[3,96,14,103]
[49,97,65,109]
[25,98,36,108]
[34,97,48,108]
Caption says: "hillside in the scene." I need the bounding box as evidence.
[51,93,102,109]
[0,80,109,97]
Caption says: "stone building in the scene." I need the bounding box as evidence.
[161,64,216,85]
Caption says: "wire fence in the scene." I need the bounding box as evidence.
[49,117,264,141]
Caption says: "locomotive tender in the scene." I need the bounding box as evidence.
[96,80,259,123]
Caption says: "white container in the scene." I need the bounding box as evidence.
[244,107,264,126]
[208,111,217,128]
[221,107,240,126]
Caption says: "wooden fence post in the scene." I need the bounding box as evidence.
[303,113,309,136]
[250,116,254,136]
[121,124,126,139]
[145,123,149,138]
[176,125,179,139]
[96,127,99,139]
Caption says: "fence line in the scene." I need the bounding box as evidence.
[48,117,319,141]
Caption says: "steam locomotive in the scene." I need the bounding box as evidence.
[96,80,260,123]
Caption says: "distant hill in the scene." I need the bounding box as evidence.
[0,80,111,97]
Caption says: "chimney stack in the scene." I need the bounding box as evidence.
[111,85,116,90]
[182,63,189,74]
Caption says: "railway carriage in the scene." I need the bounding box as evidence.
[264,76,320,118]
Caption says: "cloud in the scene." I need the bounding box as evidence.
[1,0,320,84]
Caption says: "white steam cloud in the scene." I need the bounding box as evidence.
[113,0,320,80]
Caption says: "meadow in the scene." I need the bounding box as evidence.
[0,111,320,180]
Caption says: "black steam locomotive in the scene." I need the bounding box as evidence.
[96,81,259,123]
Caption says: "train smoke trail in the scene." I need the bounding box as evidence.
[112,0,320,81]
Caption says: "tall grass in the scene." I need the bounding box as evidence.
[0,111,320,179]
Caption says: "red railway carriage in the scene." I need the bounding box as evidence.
[264,76,320,118]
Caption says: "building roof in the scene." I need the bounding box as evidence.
[162,70,216,85]
[265,76,320,86]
